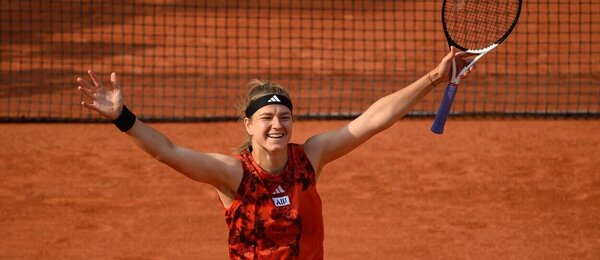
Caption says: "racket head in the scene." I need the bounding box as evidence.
[442,0,522,52]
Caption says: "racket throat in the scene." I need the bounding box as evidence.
[451,58,459,83]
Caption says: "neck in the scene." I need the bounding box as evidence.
[251,145,288,175]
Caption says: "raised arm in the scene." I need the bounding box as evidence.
[76,70,242,197]
[303,47,475,175]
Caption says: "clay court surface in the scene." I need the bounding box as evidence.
[1,119,599,259]
[1,1,599,258]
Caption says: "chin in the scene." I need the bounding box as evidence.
[269,143,288,151]
[266,139,289,151]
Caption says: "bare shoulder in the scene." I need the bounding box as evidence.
[166,146,244,198]
[208,153,244,209]
[301,120,370,176]
[301,130,338,175]
[204,152,245,197]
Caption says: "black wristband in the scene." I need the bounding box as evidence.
[112,105,136,132]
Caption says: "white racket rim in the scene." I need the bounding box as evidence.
[451,43,499,84]
[465,43,499,54]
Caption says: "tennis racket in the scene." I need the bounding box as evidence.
[431,0,522,134]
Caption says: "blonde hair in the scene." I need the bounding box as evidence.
[236,79,292,153]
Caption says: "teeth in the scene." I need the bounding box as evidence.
[268,133,284,138]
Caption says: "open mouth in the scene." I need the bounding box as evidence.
[267,133,285,139]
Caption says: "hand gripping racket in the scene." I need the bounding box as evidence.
[431,0,522,134]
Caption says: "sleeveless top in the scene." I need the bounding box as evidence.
[225,143,324,259]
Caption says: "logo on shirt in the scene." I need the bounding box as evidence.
[272,196,290,207]
[271,185,290,207]
[272,185,285,195]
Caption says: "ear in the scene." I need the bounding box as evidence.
[244,117,253,136]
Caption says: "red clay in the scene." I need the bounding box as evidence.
[1,119,599,259]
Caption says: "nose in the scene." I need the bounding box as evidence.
[271,116,282,129]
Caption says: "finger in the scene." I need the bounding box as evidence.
[463,59,477,70]
[77,85,96,100]
[461,65,476,78]
[77,77,94,90]
[81,101,100,113]
[87,69,103,88]
[110,72,121,91]
[445,46,458,60]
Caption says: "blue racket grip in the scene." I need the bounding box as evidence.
[431,83,459,134]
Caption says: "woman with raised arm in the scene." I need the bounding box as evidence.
[76,47,474,259]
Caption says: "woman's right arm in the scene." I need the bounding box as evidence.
[76,70,242,196]
[125,119,242,194]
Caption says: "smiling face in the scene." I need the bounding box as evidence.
[244,104,293,154]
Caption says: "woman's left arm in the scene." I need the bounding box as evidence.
[303,47,474,175]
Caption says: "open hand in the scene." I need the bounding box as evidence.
[76,70,123,120]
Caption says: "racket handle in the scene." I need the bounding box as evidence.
[431,83,459,134]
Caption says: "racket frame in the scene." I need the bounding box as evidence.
[431,0,522,134]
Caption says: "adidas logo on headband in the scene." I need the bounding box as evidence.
[267,95,281,103]
[245,94,293,118]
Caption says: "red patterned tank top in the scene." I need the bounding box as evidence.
[225,143,324,259]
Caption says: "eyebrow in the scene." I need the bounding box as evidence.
[257,111,292,117]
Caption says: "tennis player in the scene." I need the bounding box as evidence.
[76,47,474,259]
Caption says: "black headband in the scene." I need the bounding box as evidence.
[245,94,293,118]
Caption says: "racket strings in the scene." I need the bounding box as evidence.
[444,0,520,50]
